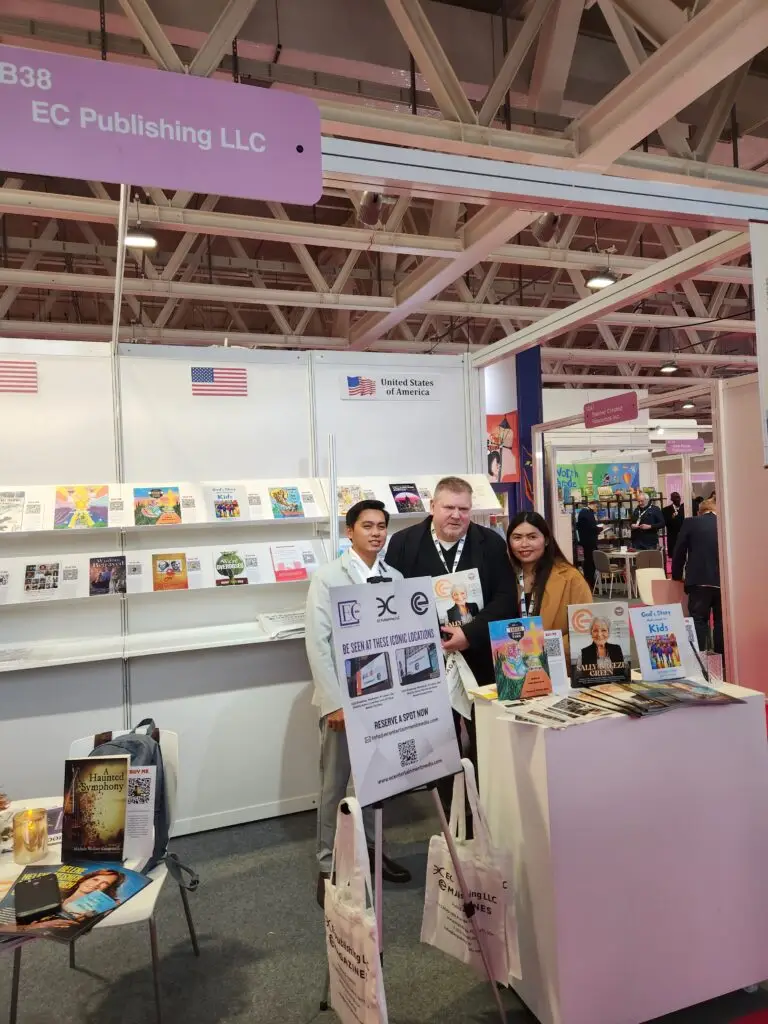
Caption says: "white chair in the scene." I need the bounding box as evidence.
[7,729,199,1024]
[635,567,666,605]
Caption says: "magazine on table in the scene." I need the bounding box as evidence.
[629,604,704,682]
[568,602,631,687]
[0,862,150,943]
[258,610,305,639]
[500,693,612,728]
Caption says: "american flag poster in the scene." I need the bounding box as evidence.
[191,365,248,397]
[346,375,376,397]
[0,360,38,394]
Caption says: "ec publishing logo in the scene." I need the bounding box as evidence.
[411,591,429,615]
[376,594,397,621]
[338,600,360,627]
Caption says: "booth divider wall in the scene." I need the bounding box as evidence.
[0,339,487,835]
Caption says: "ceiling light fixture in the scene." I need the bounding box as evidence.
[682,402,695,410]
[586,268,617,290]
[659,361,678,374]
[124,192,157,250]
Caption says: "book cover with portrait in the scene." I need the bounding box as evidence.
[568,601,631,688]
[151,553,189,592]
[62,756,129,861]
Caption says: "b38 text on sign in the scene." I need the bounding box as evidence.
[0,45,322,205]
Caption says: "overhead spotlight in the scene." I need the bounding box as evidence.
[359,191,383,227]
[586,268,617,290]
[124,192,157,249]
[655,427,665,436]
[124,229,157,250]
[659,361,678,374]
[682,402,695,410]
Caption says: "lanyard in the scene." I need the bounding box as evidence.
[517,571,535,616]
[430,523,466,574]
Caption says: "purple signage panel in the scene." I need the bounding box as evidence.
[665,438,705,455]
[0,45,322,205]
[583,391,639,429]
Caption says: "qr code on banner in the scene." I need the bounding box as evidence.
[398,739,418,769]
[128,776,153,804]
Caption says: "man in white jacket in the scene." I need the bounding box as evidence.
[305,499,411,903]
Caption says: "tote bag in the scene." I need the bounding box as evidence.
[324,798,388,1024]
[421,759,517,985]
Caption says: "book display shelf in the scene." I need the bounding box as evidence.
[1,342,486,831]
[565,493,667,568]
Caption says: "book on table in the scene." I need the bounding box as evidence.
[62,755,129,861]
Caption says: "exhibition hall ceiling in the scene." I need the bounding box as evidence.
[0,0,766,405]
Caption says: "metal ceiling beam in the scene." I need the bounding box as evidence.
[541,346,755,369]
[478,0,554,126]
[347,206,539,347]
[0,220,58,320]
[610,0,686,48]
[692,64,752,161]
[0,266,754,335]
[597,0,691,159]
[541,373,713,386]
[570,0,768,168]
[117,0,185,72]
[528,0,585,115]
[187,0,259,77]
[383,0,476,123]
[472,229,751,366]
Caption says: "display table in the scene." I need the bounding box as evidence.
[475,685,768,1024]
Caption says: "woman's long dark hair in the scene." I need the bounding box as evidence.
[506,511,569,613]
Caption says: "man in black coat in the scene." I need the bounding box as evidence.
[671,498,722,654]
[630,493,665,550]
[662,492,685,557]
[576,501,601,589]
[385,476,518,815]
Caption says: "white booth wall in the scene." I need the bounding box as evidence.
[0,339,482,834]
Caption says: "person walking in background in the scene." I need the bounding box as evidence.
[671,497,722,654]
[506,510,592,663]
[630,493,664,550]
[662,491,685,557]
[576,500,602,590]
[305,500,411,906]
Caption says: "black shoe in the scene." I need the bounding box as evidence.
[316,872,329,908]
[368,849,411,884]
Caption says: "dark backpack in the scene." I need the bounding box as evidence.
[90,718,198,891]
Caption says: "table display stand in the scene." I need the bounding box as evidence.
[319,785,508,1024]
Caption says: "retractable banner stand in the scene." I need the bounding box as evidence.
[748,222,768,467]
[330,578,461,805]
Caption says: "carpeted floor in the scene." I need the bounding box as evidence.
[2,791,768,1023]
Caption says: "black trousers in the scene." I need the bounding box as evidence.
[687,586,723,655]
[582,544,597,589]
[436,708,477,838]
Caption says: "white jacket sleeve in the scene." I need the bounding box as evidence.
[304,572,343,717]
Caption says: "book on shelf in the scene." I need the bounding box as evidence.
[0,490,25,533]
[389,482,425,514]
[133,486,182,527]
[0,862,150,944]
[489,617,551,701]
[337,484,364,515]
[213,548,260,586]
[206,484,248,521]
[54,485,109,529]
[268,486,304,519]
[568,601,631,688]
[62,756,128,861]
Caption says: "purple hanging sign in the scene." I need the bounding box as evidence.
[665,438,705,454]
[0,44,323,205]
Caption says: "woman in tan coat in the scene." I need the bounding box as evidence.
[506,510,592,662]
